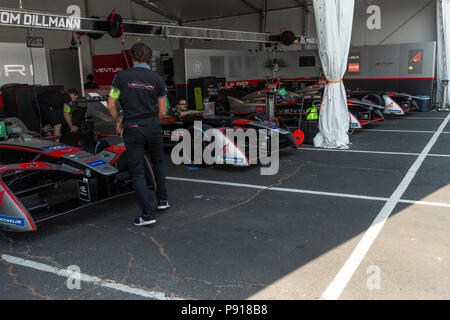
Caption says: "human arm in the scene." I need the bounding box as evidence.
[107,95,122,133]
[158,97,167,119]
[63,104,78,133]
[107,75,123,132]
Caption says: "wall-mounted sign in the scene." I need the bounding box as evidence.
[0,43,49,86]
[348,52,361,74]
[26,37,44,48]
[0,9,81,30]
[193,61,203,74]
[299,37,318,45]
[408,49,423,74]
[93,51,131,86]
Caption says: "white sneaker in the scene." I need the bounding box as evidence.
[157,200,170,210]
[134,216,156,226]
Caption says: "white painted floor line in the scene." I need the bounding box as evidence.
[299,147,450,158]
[293,128,449,134]
[300,147,421,157]
[359,129,437,134]
[167,177,388,202]
[428,153,450,158]
[399,117,448,120]
[321,112,450,300]
[399,199,450,208]
[0,254,183,300]
[166,177,450,208]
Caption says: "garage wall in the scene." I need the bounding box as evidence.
[0,0,438,79]
[183,6,315,51]
[352,0,437,46]
[0,0,93,81]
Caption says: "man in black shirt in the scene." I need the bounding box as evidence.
[107,42,169,227]
[36,89,71,141]
[84,74,100,90]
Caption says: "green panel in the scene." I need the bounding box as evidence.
[109,88,121,99]
[194,87,203,110]
[277,87,288,96]
[0,121,7,138]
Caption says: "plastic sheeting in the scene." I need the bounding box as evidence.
[437,0,450,108]
[313,0,355,149]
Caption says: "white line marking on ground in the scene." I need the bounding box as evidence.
[428,153,450,158]
[358,129,438,134]
[166,177,450,208]
[399,199,450,208]
[0,254,183,300]
[299,147,450,158]
[321,111,450,300]
[299,147,421,157]
[167,177,388,202]
[398,117,447,120]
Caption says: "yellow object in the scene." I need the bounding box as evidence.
[110,88,121,99]
[194,87,203,111]
[306,106,319,120]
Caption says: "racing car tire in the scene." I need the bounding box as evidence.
[80,121,94,136]
[95,136,156,189]
[215,102,230,115]
[363,94,384,107]
[411,100,419,112]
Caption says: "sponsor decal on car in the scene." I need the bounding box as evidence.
[385,109,403,114]
[223,157,244,164]
[42,145,72,153]
[86,160,107,167]
[0,215,25,227]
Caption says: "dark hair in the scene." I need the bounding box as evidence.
[176,98,187,105]
[130,42,152,64]
[68,88,79,96]
[87,74,95,81]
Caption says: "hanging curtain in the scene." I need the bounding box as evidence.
[437,0,450,108]
[313,0,355,149]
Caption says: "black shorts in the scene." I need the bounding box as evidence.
[39,105,63,126]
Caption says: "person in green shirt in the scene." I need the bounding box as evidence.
[63,88,79,133]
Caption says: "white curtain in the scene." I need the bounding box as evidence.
[437,0,450,108]
[313,0,355,149]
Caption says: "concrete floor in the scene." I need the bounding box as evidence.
[1,111,449,300]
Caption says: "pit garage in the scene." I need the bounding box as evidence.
[0,0,449,303]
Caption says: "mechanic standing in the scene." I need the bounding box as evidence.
[107,42,170,227]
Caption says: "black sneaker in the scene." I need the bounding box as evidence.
[157,200,170,210]
[134,216,156,226]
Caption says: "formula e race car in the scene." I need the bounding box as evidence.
[83,90,298,167]
[0,117,156,232]
[225,84,385,130]
[348,90,429,116]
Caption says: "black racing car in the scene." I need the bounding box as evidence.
[0,117,156,232]
[347,90,429,115]
[83,91,298,167]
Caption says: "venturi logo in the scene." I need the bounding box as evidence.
[0,65,34,77]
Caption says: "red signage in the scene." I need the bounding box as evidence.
[93,50,132,86]
[348,63,360,73]
[409,52,422,63]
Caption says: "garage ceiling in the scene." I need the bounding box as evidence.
[131,0,313,24]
